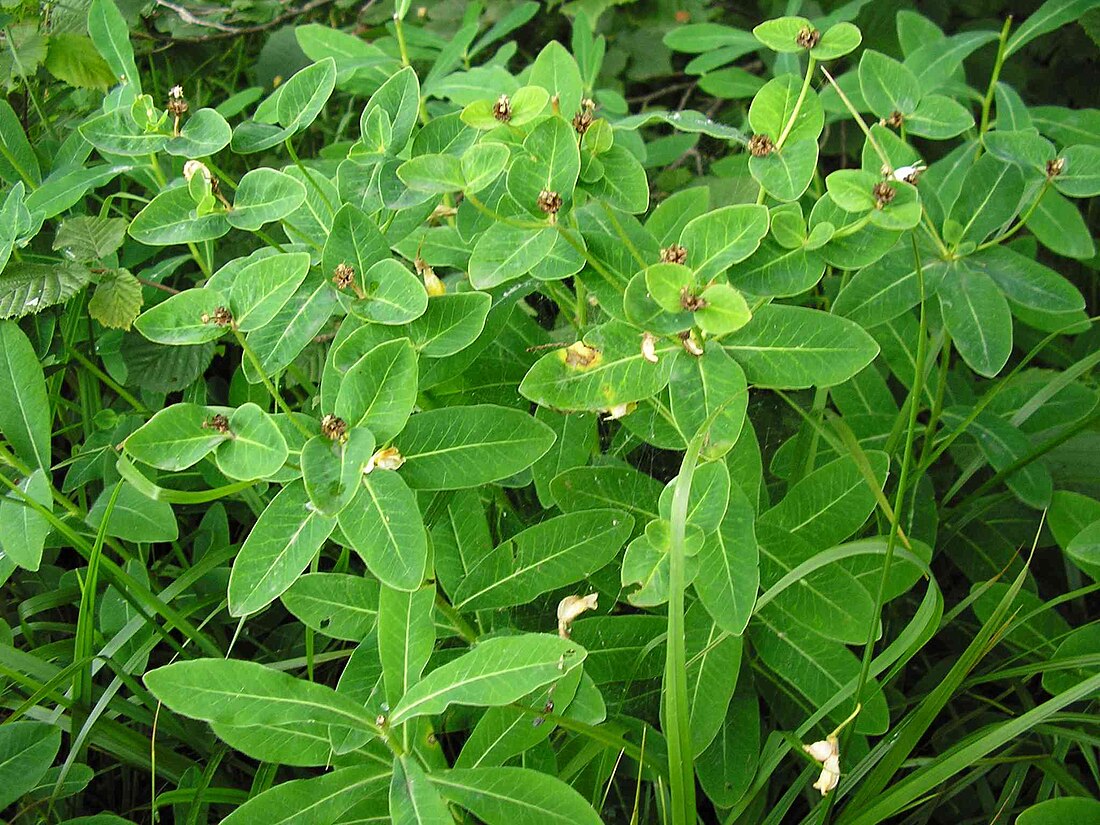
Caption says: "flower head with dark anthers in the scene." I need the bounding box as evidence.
[201,306,233,327]
[537,189,563,217]
[659,244,688,265]
[873,181,896,209]
[748,133,775,157]
[881,110,904,129]
[679,285,708,312]
[796,26,822,49]
[320,414,348,442]
[203,414,231,434]
[167,85,188,117]
[572,98,597,135]
[332,262,356,290]
[1047,157,1066,179]
[492,94,512,123]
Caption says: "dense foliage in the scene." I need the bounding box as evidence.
[1,0,1099,823]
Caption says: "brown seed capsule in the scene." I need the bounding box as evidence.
[492,93,512,123]
[796,27,822,49]
[748,133,775,157]
[537,189,563,216]
[201,306,233,327]
[1047,157,1066,178]
[332,262,356,290]
[873,181,896,208]
[321,414,348,442]
[659,244,688,265]
[882,111,904,129]
[203,414,231,434]
[167,84,189,118]
[680,285,708,312]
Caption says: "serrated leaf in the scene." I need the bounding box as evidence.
[88,268,142,329]
[0,262,92,319]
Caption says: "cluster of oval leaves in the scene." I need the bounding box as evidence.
[1,0,1099,823]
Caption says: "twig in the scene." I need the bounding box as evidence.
[152,0,337,42]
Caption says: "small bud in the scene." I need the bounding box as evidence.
[366,445,405,473]
[1047,157,1066,178]
[796,26,822,49]
[674,9,691,23]
[416,5,427,18]
[321,414,348,442]
[183,160,211,184]
[803,735,841,796]
[748,133,775,157]
[881,111,904,129]
[202,414,231,434]
[376,714,387,727]
[415,258,446,296]
[641,332,659,364]
[602,402,637,421]
[659,244,688,265]
[492,94,512,123]
[873,181,896,209]
[200,306,234,327]
[537,189,563,218]
[679,285,707,312]
[563,340,600,368]
[332,262,356,290]
[680,330,704,357]
[557,593,598,638]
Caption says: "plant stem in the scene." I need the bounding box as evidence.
[979,16,1014,138]
[285,138,334,213]
[230,328,313,437]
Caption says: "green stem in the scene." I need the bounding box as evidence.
[978,17,1014,139]
[66,345,148,413]
[974,178,1050,251]
[393,14,411,67]
[434,591,478,645]
[285,139,335,213]
[230,329,312,437]
[776,56,816,150]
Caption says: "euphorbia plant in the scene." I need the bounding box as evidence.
[1,1,1098,823]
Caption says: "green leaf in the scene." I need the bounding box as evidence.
[1017,798,1100,825]
[228,168,307,230]
[323,204,391,285]
[398,153,465,193]
[301,428,374,517]
[124,403,229,470]
[811,22,862,60]
[529,41,584,117]
[948,154,1025,246]
[86,481,178,542]
[336,338,418,441]
[1025,187,1096,259]
[339,469,428,591]
[0,320,51,470]
[215,403,290,481]
[0,262,91,320]
[520,321,681,411]
[379,585,436,706]
[220,765,389,825]
[0,722,61,811]
[453,509,633,611]
[583,144,650,213]
[531,409,597,508]
[684,602,742,753]
[906,94,974,139]
[679,204,769,282]
[695,283,752,335]
[462,142,510,193]
[972,245,1085,317]
[398,404,556,489]
[128,187,231,246]
[88,0,140,91]
[230,252,311,332]
[669,346,747,459]
[362,65,421,154]
[145,658,374,734]
[508,116,582,218]
[694,484,757,634]
[431,767,604,825]
[1055,144,1100,196]
[44,33,116,90]
[390,755,451,824]
[0,100,40,186]
[134,287,230,346]
[719,305,879,388]
[614,109,748,143]
[699,67,766,99]
[470,223,556,289]
[277,57,337,134]
[1006,0,1100,55]
[53,216,128,262]
[904,31,998,91]
[80,108,169,157]
[697,689,759,808]
[388,634,586,725]
[165,108,232,157]
[0,469,52,571]
[89,268,142,330]
[859,50,921,118]
[242,272,337,380]
[937,261,1013,378]
[341,259,429,326]
[748,75,824,144]
[942,408,1052,509]
[282,572,380,641]
[750,138,818,202]
[753,17,814,52]
[228,480,336,617]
